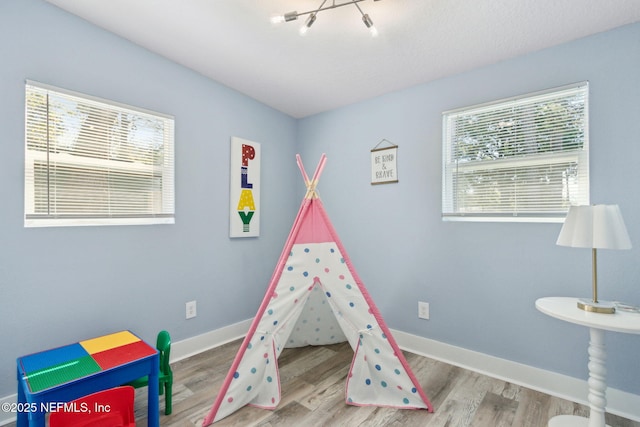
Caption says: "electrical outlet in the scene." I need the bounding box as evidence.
[418,301,429,320]
[186,300,197,319]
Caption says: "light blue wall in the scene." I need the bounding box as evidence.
[297,23,640,395]
[0,0,298,396]
[2,0,639,404]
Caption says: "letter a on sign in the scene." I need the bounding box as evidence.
[230,137,261,237]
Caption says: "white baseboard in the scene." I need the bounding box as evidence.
[170,319,252,364]
[2,321,637,425]
[391,329,640,422]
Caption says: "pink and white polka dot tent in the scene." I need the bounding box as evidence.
[202,154,433,425]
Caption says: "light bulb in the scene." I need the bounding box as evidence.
[272,11,298,24]
[300,13,316,36]
[362,13,378,36]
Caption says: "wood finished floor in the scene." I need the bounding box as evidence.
[8,339,639,427]
[143,339,639,427]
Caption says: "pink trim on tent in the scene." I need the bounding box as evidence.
[314,197,434,412]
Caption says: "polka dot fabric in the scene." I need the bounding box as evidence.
[212,243,430,422]
[204,159,432,426]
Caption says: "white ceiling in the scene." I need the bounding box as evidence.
[45,0,640,118]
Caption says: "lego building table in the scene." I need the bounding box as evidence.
[16,330,159,427]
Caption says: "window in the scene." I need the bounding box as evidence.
[24,81,175,227]
[442,83,589,222]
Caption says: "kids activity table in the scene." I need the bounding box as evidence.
[16,330,159,427]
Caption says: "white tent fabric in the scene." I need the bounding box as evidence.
[203,155,433,425]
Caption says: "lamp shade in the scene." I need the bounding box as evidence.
[557,204,632,249]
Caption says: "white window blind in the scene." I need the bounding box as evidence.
[442,83,589,222]
[24,81,175,227]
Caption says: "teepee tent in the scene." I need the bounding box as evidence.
[203,155,433,425]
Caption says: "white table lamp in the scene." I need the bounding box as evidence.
[557,204,632,314]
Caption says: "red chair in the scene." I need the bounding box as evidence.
[49,385,136,427]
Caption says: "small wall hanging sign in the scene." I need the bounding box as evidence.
[230,137,261,237]
[370,139,398,185]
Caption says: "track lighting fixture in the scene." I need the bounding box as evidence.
[271,0,381,36]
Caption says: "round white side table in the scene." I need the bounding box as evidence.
[536,297,640,427]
